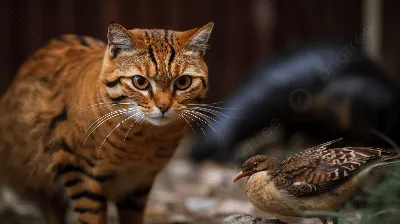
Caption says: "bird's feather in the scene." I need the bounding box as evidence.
[275,140,398,196]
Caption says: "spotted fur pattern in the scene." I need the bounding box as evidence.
[0,22,213,224]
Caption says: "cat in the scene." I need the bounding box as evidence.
[0,22,213,224]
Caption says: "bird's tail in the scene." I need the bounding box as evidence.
[374,152,400,169]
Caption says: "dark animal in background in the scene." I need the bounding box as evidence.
[190,40,400,163]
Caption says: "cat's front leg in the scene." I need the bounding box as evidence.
[51,151,114,224]
[116,185,153,224]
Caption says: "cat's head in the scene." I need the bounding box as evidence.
[100,22,213,126]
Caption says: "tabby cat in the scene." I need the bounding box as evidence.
[0,22,213,224]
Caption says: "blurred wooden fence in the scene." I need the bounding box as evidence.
[3,0,400,101]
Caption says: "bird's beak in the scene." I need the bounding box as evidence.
[233,171,250,182]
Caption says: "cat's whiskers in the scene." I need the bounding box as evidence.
[79,102,134,113]
[179,114,197,138]
[187,104,237,110]
[187,109,222,125]
[122,114,146,146]
[190,107,238,119]
[83,109,127,141]
[98,111,143,152]
[181,111,208,143]
[86,101,133,108]
[82,108,138,145]
[84,108,136,137]
[185,109,224,145]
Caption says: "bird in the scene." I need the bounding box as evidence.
[233,138,400,224]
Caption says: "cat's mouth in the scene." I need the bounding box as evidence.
[146,114,176,126]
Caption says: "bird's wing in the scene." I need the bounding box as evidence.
[277,146,388,196]
[280,138,343,170]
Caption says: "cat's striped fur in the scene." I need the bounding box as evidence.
[0,22,213,224]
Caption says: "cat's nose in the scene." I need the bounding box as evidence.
[157,103,170,114]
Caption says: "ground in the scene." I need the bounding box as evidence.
[0,135,372,224]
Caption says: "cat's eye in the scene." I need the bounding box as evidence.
[174,75,192,90]
[132,75,149,90]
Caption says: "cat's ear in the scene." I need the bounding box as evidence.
[182,22,214,55]
[107,22,135,57]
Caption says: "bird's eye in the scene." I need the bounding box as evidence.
[253,162,258,167]
[174,75,192,90]
[132,75,149,90]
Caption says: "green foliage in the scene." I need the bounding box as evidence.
[361,172,400,224]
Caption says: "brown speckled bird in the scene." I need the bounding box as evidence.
[233,139,400,224]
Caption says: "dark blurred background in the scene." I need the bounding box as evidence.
[3,1,400,223]
[3,0,400,101]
